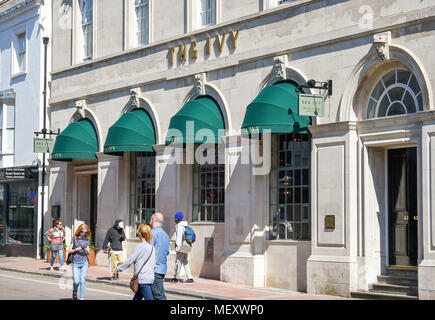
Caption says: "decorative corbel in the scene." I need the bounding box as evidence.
[194,73,206,96]
[373,31,391,61]
[130,87,141,108]
[75,99,87,118]
[273,55,288,80]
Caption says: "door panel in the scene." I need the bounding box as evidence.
[388,148,417,266]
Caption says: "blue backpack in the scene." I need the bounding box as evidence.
[184,225,196,244]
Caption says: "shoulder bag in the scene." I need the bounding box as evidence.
[130,246,154,294]
[66,237,76,265]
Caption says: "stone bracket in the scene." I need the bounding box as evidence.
[273,55,288,80]
[194,73,206,96]
[373,31,391,60]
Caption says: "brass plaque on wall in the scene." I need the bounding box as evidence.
[325,215,335,230]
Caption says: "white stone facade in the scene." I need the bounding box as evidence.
[0,0,51,258]
[48,0,435,298]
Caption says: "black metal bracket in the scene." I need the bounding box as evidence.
[34,128,60,137]
[295,79,332,96]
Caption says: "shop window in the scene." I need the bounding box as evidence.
[270,133,311,240]
[7,183,36,244]
[192,144,225,222]
[130,152,155,231]
[0,185,3,243]
[79,0,93,60]
[366,69,422,119]
[135,0,149,45]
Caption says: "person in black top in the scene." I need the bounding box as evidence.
[102,219,126,280]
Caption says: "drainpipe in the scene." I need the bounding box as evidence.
[40,37,49,259]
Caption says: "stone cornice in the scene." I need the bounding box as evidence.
[0,0,40,22]
[309,121,358,136]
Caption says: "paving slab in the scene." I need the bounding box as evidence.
[0,257,351,300]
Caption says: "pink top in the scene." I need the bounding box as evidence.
[45,227,65,244]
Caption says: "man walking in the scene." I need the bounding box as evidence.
[102,219,126,280]
[149,212,170,300]
[171,212,194,284]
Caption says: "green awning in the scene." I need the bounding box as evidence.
[51,119,98,161]
[104,109,156,154]
[166,96,225,145]
[241,82,311,134]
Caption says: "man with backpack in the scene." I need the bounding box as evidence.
[171,212,195,284]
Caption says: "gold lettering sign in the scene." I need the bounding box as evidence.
[168,29,240,65]
[178,43,187,62]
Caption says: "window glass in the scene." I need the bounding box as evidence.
[16,33,26,72]
[367,69,422,119]
[7,183,36,244]
[80,0,93,59]
[7,105,14,128]
[135,0,149,45]
[193,144,224,222]
[0,184,3,243]
[270,133,311,240]
[200,0,216,26]
[6,129,14,152]
[130,152,155,232]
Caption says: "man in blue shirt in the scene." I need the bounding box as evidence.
[149,212,170,300]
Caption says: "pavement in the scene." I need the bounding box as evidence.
[0,256,351,300]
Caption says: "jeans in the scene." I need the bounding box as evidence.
[133,284,154,301]
[73,260,89,300]
[150,273,166,300]
[50,250,64,267]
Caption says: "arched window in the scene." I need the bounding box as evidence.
[366,69,423,119]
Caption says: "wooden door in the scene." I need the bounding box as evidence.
[388,147,417,266]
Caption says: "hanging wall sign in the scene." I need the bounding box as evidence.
[298,93,325,117]
[34,138,54,153]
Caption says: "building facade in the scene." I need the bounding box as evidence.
[0,0,51,258]
[48,0,435,298]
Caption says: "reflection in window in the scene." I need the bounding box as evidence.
[193,144,225,222]
[135,0,149,45]
[270,133,311,240]
[130,152,155,231]
[199,0,216,27]
[366,69,422,119]
[7,183,36,244]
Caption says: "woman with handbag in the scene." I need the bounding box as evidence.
[115,224,156,300]
[68,224,91,300]
[44,219,66,272]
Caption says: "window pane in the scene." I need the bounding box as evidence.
[388,87,405,102]
[371,78,384,101]
[18,33,25,52]
[0,107,3,129]
[367,97,377,118]
[6,128,14,151]
[7,105,15,128]
[397,70,411,85]
[378,94,390,117]
[382,70,396,88]
[403,91,416,114]
[387,102,406,116]
[408,75,421,95]
[0,129,2,153]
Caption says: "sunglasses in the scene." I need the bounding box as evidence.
[81,230,88,234]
